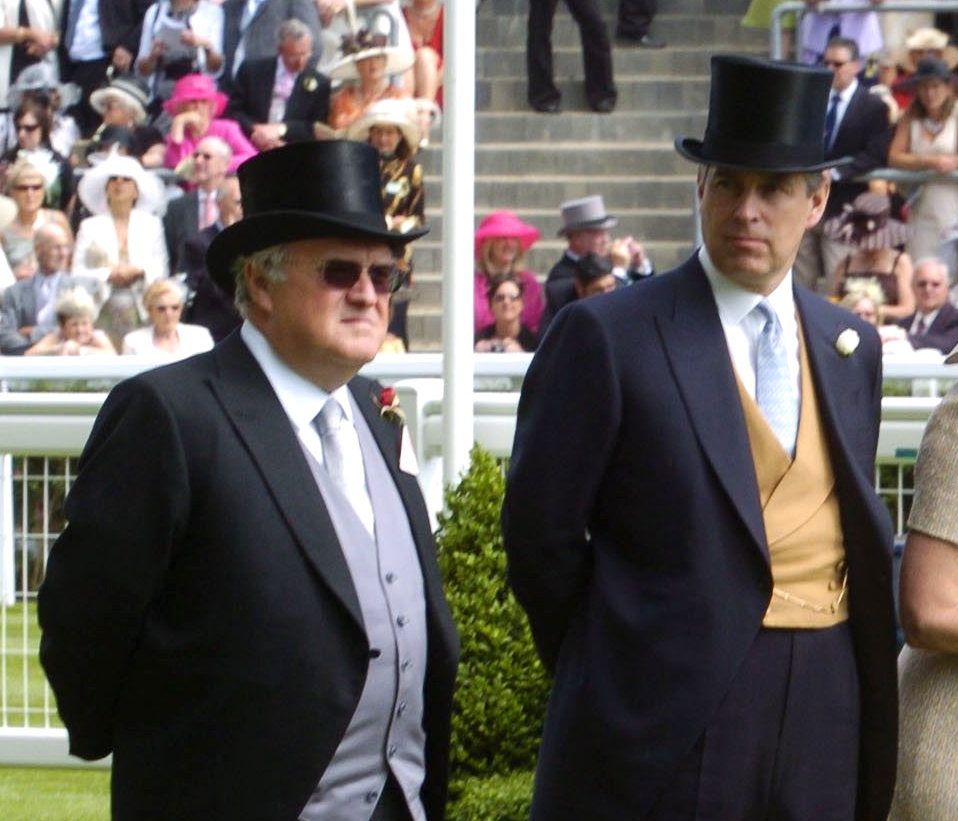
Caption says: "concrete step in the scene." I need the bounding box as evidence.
[473,109,708,142]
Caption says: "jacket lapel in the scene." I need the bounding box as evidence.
[656,259,768,558]
[207,335,364,627]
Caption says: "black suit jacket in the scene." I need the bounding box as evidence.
[59,0,152,58]
[503,256,898,821]
[38,334,459,820]
[897,300,958,354]
[180,224,242,342]
[163,191,200,275]
[224,57,331,141]
[220,0,323,82]
[826,85,892,219]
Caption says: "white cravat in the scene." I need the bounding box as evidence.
[314,398,375,537]
[753,299,799,457]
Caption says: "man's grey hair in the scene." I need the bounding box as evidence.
[277,18,312,47]
[232,244,290,318]
[912,256,949,280]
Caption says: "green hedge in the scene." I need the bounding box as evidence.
[435,445,549,820]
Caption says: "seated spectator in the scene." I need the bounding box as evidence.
[224,19,330,152]
[839,282,915,357]
[888,56,958,263]
[896,257,958,354]
[88,75,166,168]
[178,173,243,342]
[326,29,414,132]
[122,278,214,359]
[540,252,617,337]
[4,64,81,159]
[475,274,538,353]
[163,74,256,174]
[825,191,915,322]
[547,194,654,287]
[347,96,423,348]
[890,27,958,112]
[164,135,232,274]
[473,209,543,334]
[2,98,73,213]
[24,287,116,356]
[136,0,225,113]
[73,151,168,349]
[402,0,443,108]
[0,223,99,354]
[1,159,72,282]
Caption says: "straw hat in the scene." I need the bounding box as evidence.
[823,192,911,250]
[90,75,151,125]
[345,97,422,150]
[328,30,415,81]
[77,150,165,217]
[473,211,540,258]
[897,27,958,72]
[163,73,228,117]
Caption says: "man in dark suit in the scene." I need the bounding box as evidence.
[793,36,893,292]
[224,18,331,151]
[504,56,898,821]
[526,0,617,114]
[180,174,243,341]
[38,141,459,821]
[897,256,958,353]
[221,0,322,82]
[59,0,154,134]
[164,135,232,275]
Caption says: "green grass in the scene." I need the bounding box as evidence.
[1,601,60,728]
[0,767,109,820]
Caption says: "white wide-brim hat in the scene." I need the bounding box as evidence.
[329,45,415,81]
[77,150,165,217]
[345,98,422,149]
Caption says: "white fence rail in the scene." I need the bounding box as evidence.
[0,363,949,768]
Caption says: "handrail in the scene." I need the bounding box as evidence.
[770,2,958,62]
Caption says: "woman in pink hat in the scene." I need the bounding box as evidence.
[162,73,256,174]
[474,210,544,334]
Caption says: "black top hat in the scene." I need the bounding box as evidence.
[675,55,851,173]
[207,141,428,292]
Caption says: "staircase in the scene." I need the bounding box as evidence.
[407,0,767,349]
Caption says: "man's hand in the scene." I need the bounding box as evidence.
[108,263,145,287]
[25,29,58,57]
[250,123,287,151]
[18,325,34,339]
[317,0,347,26]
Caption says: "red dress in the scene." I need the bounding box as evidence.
[403,5,444,108]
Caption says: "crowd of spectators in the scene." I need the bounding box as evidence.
[0,0,446,356]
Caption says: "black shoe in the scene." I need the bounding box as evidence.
[617,32,666,49]
[531,99,561,114]
[591,97,616,114]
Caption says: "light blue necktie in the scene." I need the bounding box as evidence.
[754,300,798,457]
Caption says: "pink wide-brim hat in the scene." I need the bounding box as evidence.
[473,210,540,258]
[163,73,228,117]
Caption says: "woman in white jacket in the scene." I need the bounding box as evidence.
[72,150,168,348]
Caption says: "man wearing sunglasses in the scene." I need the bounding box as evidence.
[38,140,459,821]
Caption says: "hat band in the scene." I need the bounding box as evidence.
[696,133,829,171]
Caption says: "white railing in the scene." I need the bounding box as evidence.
[0,374,945,768]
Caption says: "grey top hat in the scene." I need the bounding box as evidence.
[557,195,619,236]
[675,54,852,173]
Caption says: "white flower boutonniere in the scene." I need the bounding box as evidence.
[303,76,318,93]
[835,328,860,357]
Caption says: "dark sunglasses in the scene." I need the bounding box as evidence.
[318,259,402,294]
[13,183,43,192]
[823,60,849,69]
[16,122,40,132]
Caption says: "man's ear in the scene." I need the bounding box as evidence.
[244,261,273,314]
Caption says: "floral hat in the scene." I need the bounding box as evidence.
[328,29,414,81]
[163,73,228,118]
[823,192,911,251]
[474,211,540,258]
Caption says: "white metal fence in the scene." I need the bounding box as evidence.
[0,357,953,768]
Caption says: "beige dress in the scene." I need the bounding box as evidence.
[888,388,958,820]
[907,109,958,262]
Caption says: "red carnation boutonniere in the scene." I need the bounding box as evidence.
[377,386,406,426]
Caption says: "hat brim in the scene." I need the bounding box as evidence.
[897,44,958,73]
[329,47,415,81]
[557,216,619,236]
[90,87,147,125]
[207,211,428,295]
[345,110,421,151]
[163,91,229,118]
[77,156,165,217]
[822,215,912,249]
[674,136,852,173]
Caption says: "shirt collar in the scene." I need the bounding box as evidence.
[240,321,354,433]
[835,78,857,104]
[698,245,795,327]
